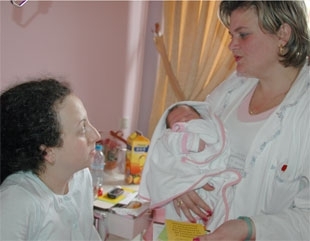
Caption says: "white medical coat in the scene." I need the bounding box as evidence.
[206,62,310,240]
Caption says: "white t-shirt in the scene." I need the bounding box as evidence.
[0,168,101,241]
[225,87,274,177]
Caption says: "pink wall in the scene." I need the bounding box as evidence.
[0,1,162,138]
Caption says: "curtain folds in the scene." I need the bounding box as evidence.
[148,1,235,137]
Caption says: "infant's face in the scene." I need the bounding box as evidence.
[167,105,201,128]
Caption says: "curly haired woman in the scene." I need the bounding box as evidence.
[1,78,102,240]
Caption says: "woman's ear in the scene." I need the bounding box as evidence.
[277,23,292,46]
[40,145,56,165]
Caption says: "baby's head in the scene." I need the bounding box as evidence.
[166,104,202,128]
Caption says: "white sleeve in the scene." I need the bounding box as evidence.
[0,185,40,240]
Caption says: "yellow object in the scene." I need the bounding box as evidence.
[97,186,136,204]
[125,131,150,184]
[159,219,206,241]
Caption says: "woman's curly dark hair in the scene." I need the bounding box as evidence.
[1,78,71,183]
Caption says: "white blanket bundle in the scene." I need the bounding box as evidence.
[139,101,241,231]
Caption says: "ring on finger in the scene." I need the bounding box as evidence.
[177,200,184,207]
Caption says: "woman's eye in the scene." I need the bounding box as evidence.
[239,32,249,39]
[229,32,249,40]
[81,122,87,133]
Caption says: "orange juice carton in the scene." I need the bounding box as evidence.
[125,131,150,184]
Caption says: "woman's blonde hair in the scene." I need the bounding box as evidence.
[219,1,310,67]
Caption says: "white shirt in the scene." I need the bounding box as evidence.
[225,87,266,177]
[206,62,310,240]
[0,168,101,241]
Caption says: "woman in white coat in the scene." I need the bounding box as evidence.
[174,1,310,240]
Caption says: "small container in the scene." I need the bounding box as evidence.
[125,131,150,184]
[91,144,105,199]
[98,134,120,171]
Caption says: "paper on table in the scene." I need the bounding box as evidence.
[93,199,115,209]
[97,186,136,204]
[158,219,207,241]
[118,191,138,205]
[93,186,137,209]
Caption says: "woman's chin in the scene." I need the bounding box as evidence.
[236,69,252,78]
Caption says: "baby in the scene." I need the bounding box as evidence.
[139,101,241,232]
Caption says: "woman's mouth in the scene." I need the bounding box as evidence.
[234,55,242,62]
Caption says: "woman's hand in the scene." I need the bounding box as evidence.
[173,183,214,222]
[193,219,256,241]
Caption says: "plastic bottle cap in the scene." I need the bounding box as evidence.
[95,144,103,151]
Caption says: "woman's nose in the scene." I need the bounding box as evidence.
[89,124,101,143]
[228,37,238,51]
